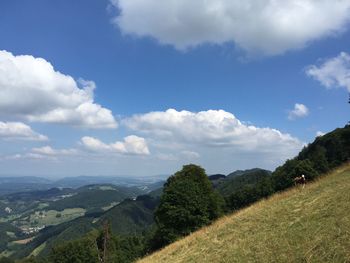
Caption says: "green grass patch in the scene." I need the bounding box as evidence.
[37,202,49,209]
[25,208,86,227]
[30,241,47,257]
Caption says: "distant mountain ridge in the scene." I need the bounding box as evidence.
[0,174,168,196]
[226,168,271,179]
[215,168,272,196]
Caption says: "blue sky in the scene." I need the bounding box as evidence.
[0,0,349,177]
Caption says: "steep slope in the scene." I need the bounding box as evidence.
[14,217,95,258]
[98,195,159,235]
[138,164,350,263]
[0,222,23,256]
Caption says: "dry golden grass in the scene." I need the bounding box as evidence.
[138,165,350,263]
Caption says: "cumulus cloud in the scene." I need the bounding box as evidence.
[2,146,78,162]
[0,121,47,141]
[288,103,309,120]
[110,0,350,55]
[306,52,350,92]
[124,109,303,156]
[81,135,150,155]
[0,50,117,129]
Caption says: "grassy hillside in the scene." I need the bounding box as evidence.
[139,164,350,263]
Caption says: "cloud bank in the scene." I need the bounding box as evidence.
[111,0,350,55]
[124,109,303,157]
[0,121,47,141]
[32,146,78,156]
[306,52,350,92]
[0,50,117,129]
[1,109,305,174]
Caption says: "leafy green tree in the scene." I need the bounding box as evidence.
[49,237,98,263]
[272,158,299,191]
[110,235,146,263]
[292,159,319,180]
[16,257,48,263]
[308,145,329,173]
[152,164,224,248]
[0,257,14,263]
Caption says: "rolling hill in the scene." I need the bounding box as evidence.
[215,168,271,196]
[8,194,159,259]
[154,169,272,198]
[138,164,350,263]
[0,177,53,196]
[44,184,143,212]
[98,194,159,235]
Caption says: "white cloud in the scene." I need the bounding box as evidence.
[0,121,47,141]
[81,135,150,155]
[181,150,200,159]
[306,52,350,92]
[0,50,117,129]
[110,0,350,55]
[288,103,309,120]
[31,146,78,156]
[156,153,177,161]
[4,137,149,162]
[124,109,303,157]
[3,153,55,161]
[2,146,78,162]
[316,131,325,137]
[156,150,199,161]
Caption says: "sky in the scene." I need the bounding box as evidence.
[0,0,349,177]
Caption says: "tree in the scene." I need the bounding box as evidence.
[152,164,224,248]
[292,159,319,181]
[308,145,329,174]
[50,237,99,263]
[0,257,14,263]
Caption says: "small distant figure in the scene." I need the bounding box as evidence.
[293,174,306,189]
